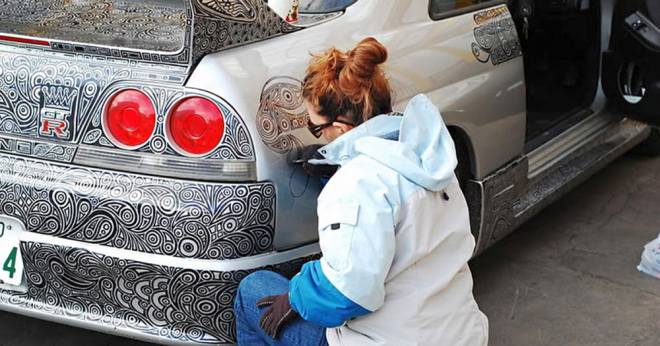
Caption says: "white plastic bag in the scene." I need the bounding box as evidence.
[638,233,660,280]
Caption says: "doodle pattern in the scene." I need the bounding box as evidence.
[0,155,275,259]
[0,50,253,162]
[191,0,299,64]
[0,242,319,344]
[0,0,301,67]
[471,6,522,66]
[0,49,181,140]
[257,76,310,164]
[193,0,257,22]
[81,84,254,160]
[0,137,76,163]
[468,157,527,256]
[0,0,188,53]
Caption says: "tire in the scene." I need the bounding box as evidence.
[632,127,660,157]
[449,130,481,245]
[449,129,472,193]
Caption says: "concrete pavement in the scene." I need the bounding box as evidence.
[471,153,660,346]
[0,152,659,345]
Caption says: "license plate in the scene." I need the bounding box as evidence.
[0,216,24,286]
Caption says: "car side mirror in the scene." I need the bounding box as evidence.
[264,0,300,23]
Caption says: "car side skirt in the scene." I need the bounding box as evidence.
[468,116,649,256]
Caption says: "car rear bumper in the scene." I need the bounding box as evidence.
[0,152,318,345]
[0,153,275,260]
[1,233,319,345]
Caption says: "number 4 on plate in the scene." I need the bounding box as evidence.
[0,218,24,286]
[3,247,17,279]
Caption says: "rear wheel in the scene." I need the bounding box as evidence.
[449,129,483,245]
[450,129,472,191]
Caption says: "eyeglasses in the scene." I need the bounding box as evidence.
[306,117,355,138]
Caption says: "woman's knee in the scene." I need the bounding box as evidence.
[235,270,289,313]
[239,270,287,294]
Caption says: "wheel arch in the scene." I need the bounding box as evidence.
[448,125,476,186]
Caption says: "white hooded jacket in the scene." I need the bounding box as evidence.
[289,94,489,346]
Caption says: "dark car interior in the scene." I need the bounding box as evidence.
[508,0,601,151]
[602,0,660,126]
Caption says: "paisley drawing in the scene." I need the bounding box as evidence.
[471,6,522,66]
[1,242,319,344]
[191,0,299,64]
[0,0,187,52]
[0,0,299,66]
[0,155,275,260]
[193,0,257,21]
[0,50,253,161]
[256,76,310,164]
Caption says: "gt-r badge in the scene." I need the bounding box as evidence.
[38,85,77,141]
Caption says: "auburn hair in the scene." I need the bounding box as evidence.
[302,37,393,125]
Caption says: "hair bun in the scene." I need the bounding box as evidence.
[344,37,388,78]
[303,37,392,125]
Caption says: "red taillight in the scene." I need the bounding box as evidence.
[104,90,156,148]
[167,97,224,156]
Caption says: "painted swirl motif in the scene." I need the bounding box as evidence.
[191,0,299,64]
[257,76,310,164]
[471,6,522,66]
[0,49,182,145]
[193,0,256,22]
[0,0,187,52]
[0,49,253,161]
[0,136,76,163]
[0,0,299,66]
[0,155,275,259]
[0,242,319,344]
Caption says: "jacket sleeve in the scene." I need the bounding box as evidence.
[289,176,397,327]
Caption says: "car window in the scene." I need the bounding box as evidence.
[300,0,356,13]
[429,0,504,20]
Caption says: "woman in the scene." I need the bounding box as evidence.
[234,37,489,346]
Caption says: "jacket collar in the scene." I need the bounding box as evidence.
[316,115,402,166]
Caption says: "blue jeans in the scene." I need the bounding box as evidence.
[234,270,329,346]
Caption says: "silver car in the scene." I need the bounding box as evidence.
[0,0,655,344]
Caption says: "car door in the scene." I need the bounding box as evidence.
[602,0,660,125]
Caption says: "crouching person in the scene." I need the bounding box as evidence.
[234,37,489,346]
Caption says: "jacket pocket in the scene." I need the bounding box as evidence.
[318,204,360,271]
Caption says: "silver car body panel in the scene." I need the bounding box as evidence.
[188,0,526,249]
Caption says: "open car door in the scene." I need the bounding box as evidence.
[602,0,660,125]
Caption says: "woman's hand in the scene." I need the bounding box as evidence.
[300,144,339,179]
[257,293,299,339]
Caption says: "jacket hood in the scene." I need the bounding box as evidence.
[314,94,457,191]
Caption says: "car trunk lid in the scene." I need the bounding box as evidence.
[0,0,297,181]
